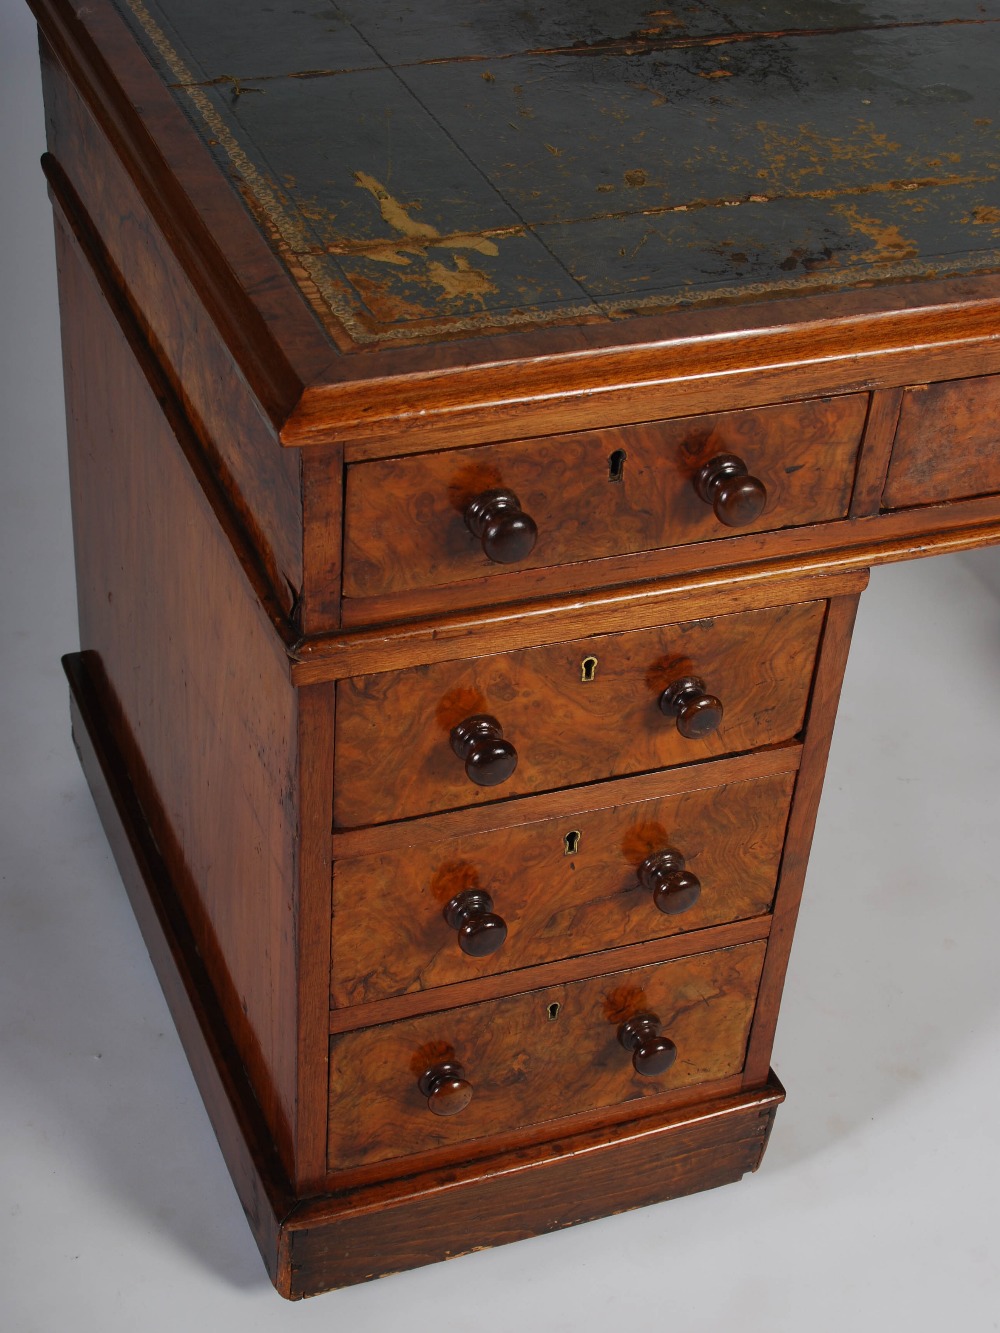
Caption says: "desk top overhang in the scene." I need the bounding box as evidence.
[30,0,1000,447]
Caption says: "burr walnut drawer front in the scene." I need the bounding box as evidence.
[327,940,766,1171]
[342,395,868,599]
[333,599,824,827]
[883,375,1000,510]
[331,767,795,1007]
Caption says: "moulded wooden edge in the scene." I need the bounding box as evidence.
[64,648,786,1299]
[291,565,872,683]
[286,300,1000,452]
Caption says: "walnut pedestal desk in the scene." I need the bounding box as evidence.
[30,0,1000,1299]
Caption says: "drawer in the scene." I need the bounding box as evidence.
[332,768,795,1006]
[327,940,766,1170]
[334,599,824,827]
[884,375,1000,509]
[343,395,868,599]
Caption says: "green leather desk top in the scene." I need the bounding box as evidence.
[113,1,1000,347]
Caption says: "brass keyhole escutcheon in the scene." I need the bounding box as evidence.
[547,1002,561,1021]
[564,830,581,856]
[580,655,598,683]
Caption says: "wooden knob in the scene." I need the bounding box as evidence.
[418,1061,473,1116]
[659,676,724,739]
[444,889,508,957]
[464,488,538,564]
[694,454,767,527]
[639,849,702,915]
[618,1013,677,1077]
[450,715,518,787]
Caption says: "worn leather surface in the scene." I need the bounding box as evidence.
[114,0,1000,344]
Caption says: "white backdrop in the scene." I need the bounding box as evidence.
[3,2,1000,1328]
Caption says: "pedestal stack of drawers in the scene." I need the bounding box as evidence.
[31,0,1000,1299]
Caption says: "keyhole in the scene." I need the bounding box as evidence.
[608,449,627,482]
[564,830,581,856]
[580,655,598,683]
[547,1002,561,1021]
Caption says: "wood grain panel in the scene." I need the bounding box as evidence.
[55,212,301,1172]
[64,652,294,1286]
[331,770,794,1007]
[327,941,766,1171]
[883,374,1000,510]
[333,599,824,826]
[344,395,867,598]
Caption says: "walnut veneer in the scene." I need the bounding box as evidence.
[28,0,1000,1300]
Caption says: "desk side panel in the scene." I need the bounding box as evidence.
[53,209,302,1174]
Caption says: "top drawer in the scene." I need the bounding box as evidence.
[884,375,1000,510]
[343,396,868,599]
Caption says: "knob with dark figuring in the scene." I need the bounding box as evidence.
[418,1061,473,1116]
[464,488,538,564]
[659,676,724,740]
[618,1013,678,1077]
[694,454,767,528]
[450,715,518,787]
[639,848,702,916]
[445,889,508,957]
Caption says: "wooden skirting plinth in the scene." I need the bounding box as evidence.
[283,1082,784,1297]
[63,649,785,1300]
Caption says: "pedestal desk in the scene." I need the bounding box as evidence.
[27,0,1000,1298]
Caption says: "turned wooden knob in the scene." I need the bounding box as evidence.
[418,1061,473,1116]
[639,848,702,915]
[618,1013,677,1077]
[694,454,767,527]
[450,715,518,786]
[464,488,538,564]
[445,889,508,957]
[659,676,724,739]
